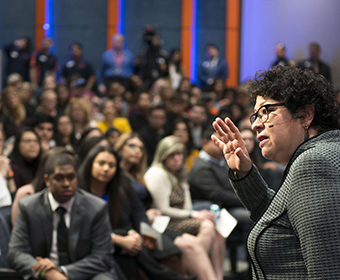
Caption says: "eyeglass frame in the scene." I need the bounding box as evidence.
[250,102,285,125]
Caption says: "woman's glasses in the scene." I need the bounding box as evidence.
[250,103,285,125]
[126,143,145,153]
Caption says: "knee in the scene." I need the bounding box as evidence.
[199,219,215,237]
[174,234,201,253]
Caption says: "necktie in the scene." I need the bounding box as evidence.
[56,206,70,265]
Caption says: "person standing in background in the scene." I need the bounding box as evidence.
[198,44,228,90]
[61,43,96,91]
[4,37,31,82]
[30,37,58,89]
[97,34,135,95]
[297,42,331,81]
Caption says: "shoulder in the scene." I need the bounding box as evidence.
[145,166,167,180]
[18,189,46,208]
[290,132,340,177]
[191,158,208,169]
[77,188,106,206]
[15,184,34,199]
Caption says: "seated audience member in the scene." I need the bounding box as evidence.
[165,94,189,133]
[128,89,151,131]
[33,112,56,151]
[213,87,238,112]
[297,42,331,81]
[76,135,110,168]
[8,153,117,280]
[56,84,70,114]
[114,132,155,213]
[210,79,226,101]
[61,42,96,91]
[19,81,37,118]
[70,77,98,107]
[168,48,186,90]
[34,74,58,101]
[271,43,295,68]
[77,127,103,146]
[138,104,167,166]
[11,147,74,225]
[9,128,41,189]
[0,128,16,204]
[188,103,208,150]
[236,84,252,110]
[177,78,192,95]
[0,86,27,138]
[188,128,253,243]
[170,120,199,173]
[96,99,132,134]
[144,135,226,280]
[189,85,203,107]
[6,73,24,90]
[201,92,218,125]
[79,146,197,280]
[54,114,77,152]
[65,98,96,139]
[149,78,171,106]
[37,89,59,118]
[105,127,121,148]
[240,127,283,192]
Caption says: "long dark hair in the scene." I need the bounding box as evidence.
[78,145,132,228]
[53,114,78,149]
[9,127,42,186]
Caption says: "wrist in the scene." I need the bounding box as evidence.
[189,210,199,219]
[6,170,14,180]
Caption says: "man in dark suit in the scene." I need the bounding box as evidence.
[297,42,331,81]
[188,128,252,242]
[8,154,117,280]
[198,44,228,89]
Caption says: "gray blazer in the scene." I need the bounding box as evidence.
[8,188,114,280]
[230,130,340,279]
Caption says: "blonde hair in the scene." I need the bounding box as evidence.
[114,132,147,184]
[7,73,23,86]
[152,135,186,182]
[65,98,93,125]
[20,81,34,94]
[0,86,26,124]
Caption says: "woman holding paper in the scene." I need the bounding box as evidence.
[78,145,203,280]
[145,135,226,280]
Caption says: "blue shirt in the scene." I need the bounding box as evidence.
[97,48,135,85]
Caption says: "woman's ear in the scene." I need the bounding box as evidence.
[299,104,315,125]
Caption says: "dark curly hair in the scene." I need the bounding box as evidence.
[247,66,340,132]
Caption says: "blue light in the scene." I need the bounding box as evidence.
[190,0,198,83]
[43,23,50,30]
[117,0,125,35]
[44,0,53,38]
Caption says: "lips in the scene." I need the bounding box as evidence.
[257,135,269,147]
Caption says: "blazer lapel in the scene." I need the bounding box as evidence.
[68,191,85,262]
[40,190,53,256]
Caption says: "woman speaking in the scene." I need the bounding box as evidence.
[212,66,340,279]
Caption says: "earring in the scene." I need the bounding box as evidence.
[304,124,309,141]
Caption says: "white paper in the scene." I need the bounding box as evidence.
[140,222,163,250]
[152,215,170,233]
[215,208,238,238]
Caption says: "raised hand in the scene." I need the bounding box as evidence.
[212,117,252,178]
